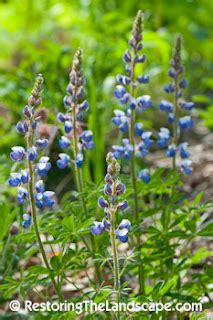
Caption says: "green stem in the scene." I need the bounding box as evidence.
[172,77,179,171]
[72,104,102,284]
[27,119,63,302]
[110,209,120,320]
[129,54,145,295]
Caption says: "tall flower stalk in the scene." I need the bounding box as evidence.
[159,36,194,176]
[112,10,152,294]
[91,153,130,319]
[9,74,63,301]
[56,49,101,283]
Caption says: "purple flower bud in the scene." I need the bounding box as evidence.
[35,139,49,149]
[138,169,150,183]
[102,218,111,229]
[164,84,175,93]
[116,183,126,195]
[104,183,112,196]
[43,191,55,208]
[57,112,67,123]
[35,180,45,193]
[105,174,113,184]
[166,144,176,157]
[32,121,37,130]
[123,49,131,62]
[137,75,150,84]
[117,200,128,211]
[181,159,192,175]
[27,146,38,161]
[179,143,190,159]
[160,100,173,113]
[21,169,29,184]
[37,156,52,176]
[134,123,143,136]
[90,221,105,236]
[63,95,72,107]
[114,85,126,99]
[98,196,109,208]
[8,172,21,187]
[77,87,84,99]
[17,187,29,204]
[76,153,83,168]
[59,136,70,149]
[10,146,25,162]
[179,116,193,130]
[79,100,89,112]
[137,53,146,63]
[16,121,29,134]
[23,105,32,118]
[66,83,73,95]
[179,78,187,89]
[179,101,194,110]
[56,153,70,169]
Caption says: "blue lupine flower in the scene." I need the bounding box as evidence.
[116,74,131,86]
[64,121,73,133]
[76,112,83,121]
[42,191,55,208]
[16,121,29,134]
[129,97,137,110]
[168,113,175,124]
[117,200,128,211]
[59,136,70,149]
[102,218,111,229]
[20,169,29,184]
[118,219,131,231]
[181,159,192,175]
[120,93,130,104]
[141,132,153,148]
[179,116,193,129]
[17,187,29,204]
[114,85,126,99]
[37,156,51,176]
[57,112,67,123]
[116,182,126,195]
[23,105,32,118]
[90,221,105,236]
[179,143,190,159]
[112,110,129,132]
[157,128,170,148]
[23,213,31,221]
[137,75,149,83]
[135,53,146,63]
[179,101,194,110]
[123,49,131,62]
[10,146,25,162]
[98,197,109,208]
[104,183,112,196]
[138,169,151,183]
[27,146,38,161]
[167,144,176,157]
[35,139,49,149]
[22,216,31,229]
[112,145,124,160]
[160,100,173,113]
[179,78,187,88]
[137,95,152,112]
[76,153,83,168]
[134,123,143,136]
[164,84,174,93]
[138,142,149,158]
[112,139,133,160]
[56,153,70,169]
[81,130,93,143]
[35,180,45,193]
[116,219,131,243]
[8,173,21,187]
[35,192,43,208]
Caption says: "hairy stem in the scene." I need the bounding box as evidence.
[110,209,120,319]
[27,119,63,302]
[72,104,102,284]
[172,77,179,171]
[129,55,145,295]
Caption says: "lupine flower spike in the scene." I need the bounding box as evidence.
[113,10,150,294]
[159,36,195,174]
[8,74,63,301]
[91,153,130,316]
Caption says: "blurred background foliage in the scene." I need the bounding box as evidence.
[0,0,212,193]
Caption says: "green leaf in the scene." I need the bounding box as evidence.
[198,223,213,237]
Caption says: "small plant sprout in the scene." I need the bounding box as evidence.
[91,152,130,319]
[8,74,63,301]
[113,9,151,294]
[159,36,195,174]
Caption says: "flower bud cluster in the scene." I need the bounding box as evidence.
[91,153,131,243]
[8,74,55,229]
[159,37,194,174]
[56,49,94,169]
